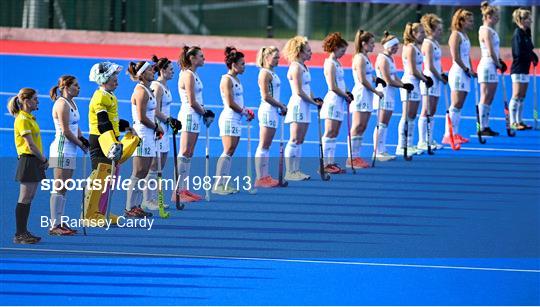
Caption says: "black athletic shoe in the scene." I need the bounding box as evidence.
[124,207,153,218]
[13,232,41,244]
[480,127,500,136]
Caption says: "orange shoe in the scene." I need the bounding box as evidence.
[346,157,370,169]
[454,134,469,144]
[255,176,280,188]
[184,190,203,201]
[170,190,199,203]
[324,164,345,174]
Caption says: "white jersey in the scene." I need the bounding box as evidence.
[402,44,423,81]
[453,31,471,70]
[259,68,281,111]
[132,84,157,127]
[375,53,399,103]
[479,25,500,60]
[50,97,80,157]
[422,38,442,76]
[324,58,346,92]
[179,69,204,115]
[151,81,172,117]
[352,53,375,91]
[220,74,244,122]
[285,61,312,123]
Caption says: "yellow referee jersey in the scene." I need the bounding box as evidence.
[13,110,43,156]
[88,89,120,137]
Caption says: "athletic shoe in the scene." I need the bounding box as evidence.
[430,140,444,150]
[395,146,423,156]
[480,127,500,136]
[511,123,524,131]
[324,164,342,174]
[60,223,78,234]
[518,122,532,130]
[49,225,74,236]
[141,200,160,211]
[255,176,279,188]
[212,185,239,195]
[13,232,41,244]
[170,190,199,203]
[374,152,396,161]
[454,134,469,144]
[441,135,455,145]
[124,207,153,218]
[417,141,429,151]
[184,190,203,201]
[346,157,370,168]
[285,171,310,181]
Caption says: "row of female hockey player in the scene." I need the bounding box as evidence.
[8,5,537,243]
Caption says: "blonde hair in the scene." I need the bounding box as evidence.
[283,36,309,63]
[7,88,36,117]
[421,13,442,36]
[354,29,374,54]
[451,9,473,31]
[256,46,279,68]
[381,31,397,45]
[403,22,423,44]
[513,8,531,26]
[480,1,498,19]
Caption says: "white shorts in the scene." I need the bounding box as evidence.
[258,105,279,129]
[48,156,76,170]
[351,87,374,112]
[400,77,421,101]
[373,86,397,111]
[449,65,471,92]
[133,125,157,157]
[219,117,242,137]
[179,112,202,133]
[477,58,498,83]
[285,97,311,124]
[511,73,530,83]
[157,126,170,153]
[321,92,345,121]
[420,76,441,97]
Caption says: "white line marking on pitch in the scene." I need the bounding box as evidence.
[2,247,538,273]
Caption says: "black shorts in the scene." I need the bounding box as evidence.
[89,134,111,170]
[15,154,46,182]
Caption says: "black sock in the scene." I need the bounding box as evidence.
[15,202,30,235]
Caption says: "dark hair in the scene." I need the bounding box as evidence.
[127,61,149,80]
[224,46,244,69]
[322,32,348,53]
[178,46,202,69]
[354,29,374,54]
[151,55,171,76]
[50,75,77,101]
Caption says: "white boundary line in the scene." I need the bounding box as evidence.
[2,247,538,273]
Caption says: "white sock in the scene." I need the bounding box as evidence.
[380,123,388,153]
[322,136,331,165]
[479,103,491,129]
[295,144,302,171]
[49,193,63,227]
[59,194,66,223]
[407,118,416,147]
[509,97,518,124]
[373,123,386,154]
[449,107,461,134]
[349,135,363,158]
[125,176,141,211]
[177,155,191,190]
[284,141,297,174]
[428,118,435,144]
[215,153,231,186]
[143,170,157,202]
[418,116,427,144]
[517,98,524,123]
[398,117,406,149]
[255,146,269,179]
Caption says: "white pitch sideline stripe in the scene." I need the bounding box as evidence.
[0,91,536,122]
[2,247,538,273]
[0,127,539,153]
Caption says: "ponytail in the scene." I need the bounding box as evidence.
[256,46,279,68]
[7,88,36,117]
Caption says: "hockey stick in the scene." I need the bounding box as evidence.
[205,123,211,201]
[500,73,516,137]
[278,110,288,187]
[247,120,257,194]
[403,90,413,161]
[443,86,461,150]
[371,105,380,168]
[424,95,434,155]
[317,106,331,181]
[172,128,185,210]
[346,93,356,174]
[474,79,487,144]
[105,159,116,222]
[534,66,538,130]
[155,137,170,219]
[80,153,87,235]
